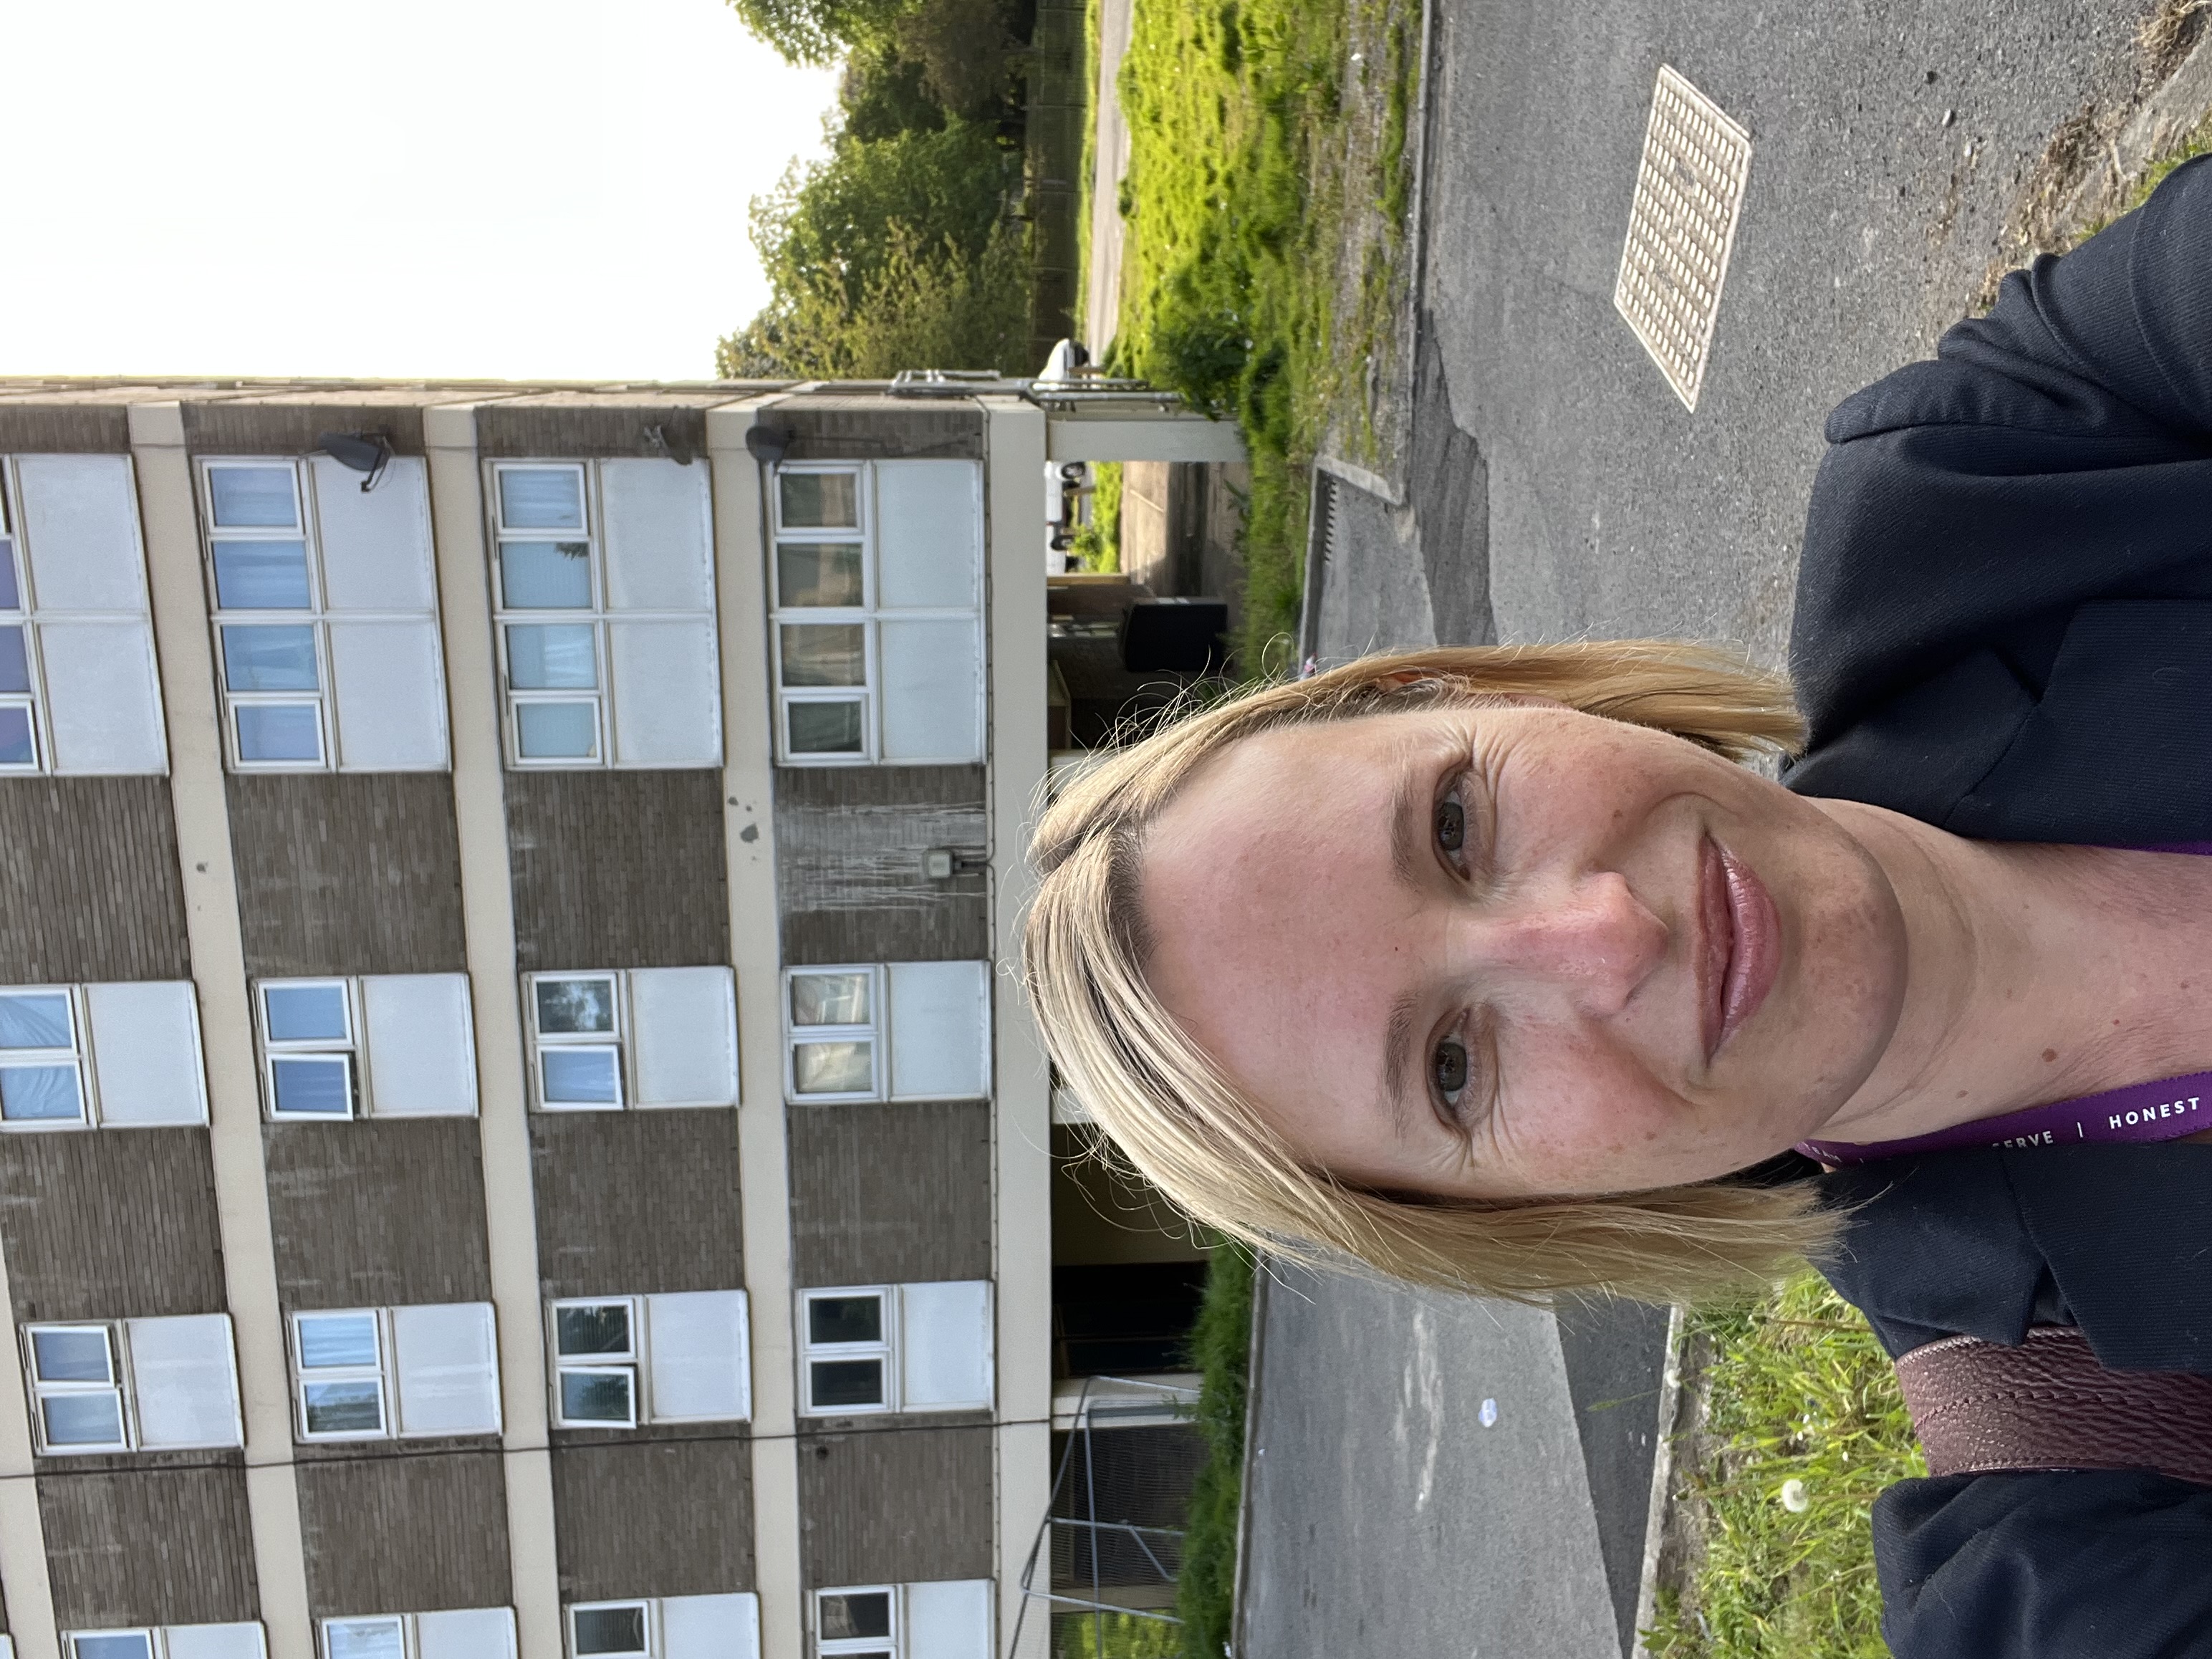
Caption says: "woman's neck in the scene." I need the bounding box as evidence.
[1808,801,2212,1147]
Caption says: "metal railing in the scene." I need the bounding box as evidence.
[1011,1375,1203,1655]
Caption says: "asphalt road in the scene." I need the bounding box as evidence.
[1248,2,2157,1655]
[1083,0,1135,350]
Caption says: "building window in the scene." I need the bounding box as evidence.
[23,1314,243,1455]
[797,1282,993,1416]
[769,461,984,766]
[197,456,448,773]
[65,1625,266,1659]
[254,975,477,1121]
[0,453,167,776]
[319,1609,516,1659]
[567,1595,759,1659]
[525,968,738,1111]
[289,1304,501,1442]
[782,963,991,1105]
[812,1583,991,1659]
[0,981,208,1130]
[488,460,719,769]
[548,1291,750,1429]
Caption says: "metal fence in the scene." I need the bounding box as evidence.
[1013,1377,1206,1656]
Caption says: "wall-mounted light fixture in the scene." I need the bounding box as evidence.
[744,425,797,466]
[314,432,393,493]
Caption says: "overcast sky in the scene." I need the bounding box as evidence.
[2,0,841,382]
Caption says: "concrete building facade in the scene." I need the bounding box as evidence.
[0,373,1222,1659]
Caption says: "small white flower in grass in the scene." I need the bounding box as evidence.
[1779,1478,1811,1513]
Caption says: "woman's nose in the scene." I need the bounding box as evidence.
[1458,870,1667,1014]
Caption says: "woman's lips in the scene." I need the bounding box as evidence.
[1699,837,1779,1061]
[1716,844,1779,1054]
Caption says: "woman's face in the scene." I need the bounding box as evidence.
[1138,700,1909,1199]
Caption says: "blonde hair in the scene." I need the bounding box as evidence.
[1023,642,1847,1306]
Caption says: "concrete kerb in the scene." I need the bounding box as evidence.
[1303,0,1437,641]
[1228,1258,1274,1659]
[1630,1304,1689,1658]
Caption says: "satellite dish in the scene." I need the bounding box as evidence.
[314,433,393,492]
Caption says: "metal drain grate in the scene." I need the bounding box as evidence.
[1614,64,1753,411]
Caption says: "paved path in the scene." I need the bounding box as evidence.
[1082,0,1136,351]
[1251,2,2170,1655]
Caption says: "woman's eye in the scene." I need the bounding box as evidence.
[1432,1034,1470,1103]
[1436,790,1466,857]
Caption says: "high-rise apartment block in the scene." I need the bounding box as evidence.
[0,378,1241,1659]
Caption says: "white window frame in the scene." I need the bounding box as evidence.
[256,978,361,1121]
[486,459,718,770]
[0,454,163,778]
[0,468,42,775]
[64,1632,156,1659]
[23,1316,245,1457]
[317,1612,514,1659]
[24,1322,130,1453]
[782,963,992,1106]
[523,968,737,1112]
[782,965,882,1104]
[253,975,478,1122]
[524,971,627,1110]
[65,1627,266,1659]
[564,1601,649,1659]
[198,458,335,771]
[290,1309,393,1443]
[768,462,981,766]
[798,1287,895,1416]
[812,1586,899,1658]
[545,1293,751,1430]
[0,983,91,1130]
[196,456,448,775]
[548,1297,640,1429]
[0,981,213,1133]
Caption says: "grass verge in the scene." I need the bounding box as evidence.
[1643,1274,1925,1659]
[1110,0,1418,668]
[1071,460,1124,571]
[1074,0,1102,337]
[1173,1244,1256,1659]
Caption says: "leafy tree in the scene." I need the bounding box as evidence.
[726,0,904,65]
[839,41,946,142]
[719,218,1027,378]
[750,119,1009,312]
[889,0,1021,117]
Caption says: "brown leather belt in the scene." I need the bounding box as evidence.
[1895,1324,2212,1488]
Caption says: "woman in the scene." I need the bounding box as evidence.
[1025,154,2212,1658]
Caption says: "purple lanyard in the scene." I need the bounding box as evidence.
[1797,841,2212,1166]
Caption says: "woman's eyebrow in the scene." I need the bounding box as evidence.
[1390,766,1430,893]
[1380,988,1422,1140]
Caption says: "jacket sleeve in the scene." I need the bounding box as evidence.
[1789,154,2212,797]
[1876,1470,2212,1658]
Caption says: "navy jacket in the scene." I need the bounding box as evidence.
[1781,154,2212,1657]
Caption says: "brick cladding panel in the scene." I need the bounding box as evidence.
[264,1118,494,1310]
[550,1438,754,1602]
[227,772,466,978]
[40,1465,259,1627]
[0,777,190,983]
[294,1450,511,1615]
[0,1130,226,1322]
[530,1109,743,1300]
[773,766,989,965]
[787,1102,991,1289]
[797,1422,994,1587]
[506,770,729,971]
